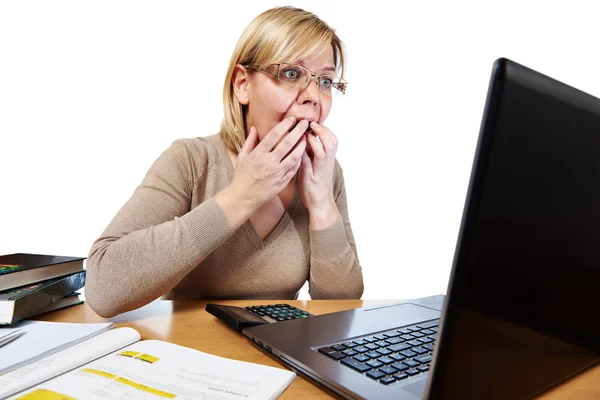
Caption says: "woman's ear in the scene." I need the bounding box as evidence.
[232,65,250,105]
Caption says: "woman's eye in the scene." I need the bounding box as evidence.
[320,77,333,88]
[282,69,299,80]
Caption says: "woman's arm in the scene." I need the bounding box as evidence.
[308,165,364,299]
[86,140,237,317]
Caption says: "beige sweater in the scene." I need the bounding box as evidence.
[85,133,364,317]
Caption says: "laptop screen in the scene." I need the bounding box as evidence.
[427,59,600,399]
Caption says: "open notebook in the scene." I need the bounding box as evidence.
[0,327,296,400]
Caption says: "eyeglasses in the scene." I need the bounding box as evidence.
[245,63,347,96]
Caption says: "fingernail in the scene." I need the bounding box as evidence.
[289,116,296,122]
[311,121,319,127]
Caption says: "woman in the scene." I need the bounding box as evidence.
[85,6,363,318]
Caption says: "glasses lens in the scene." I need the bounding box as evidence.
[278,64,307,83]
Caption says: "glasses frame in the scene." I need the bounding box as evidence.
[245,63,347,95]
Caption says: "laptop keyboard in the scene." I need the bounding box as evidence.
[317,319,439,385]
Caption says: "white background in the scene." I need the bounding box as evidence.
[1,1,599,301]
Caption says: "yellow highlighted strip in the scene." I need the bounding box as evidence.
[15,388,76,400]
[115,377,176,399]
[135,353,160,363]
[80,368,117,379]
[118,351,140,358]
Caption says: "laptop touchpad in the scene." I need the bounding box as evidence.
[404,378,427,398]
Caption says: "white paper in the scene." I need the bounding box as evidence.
[10,340,296,400]
[0,328,140,400]
[0,320,113,374]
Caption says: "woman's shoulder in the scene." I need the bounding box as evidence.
[151,133,228,182]
[171,134,223,160]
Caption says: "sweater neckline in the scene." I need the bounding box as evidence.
[214,133,301,249]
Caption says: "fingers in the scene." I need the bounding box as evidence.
[280,135,307,171]
[301,150,313,176]
[309,121,338,156]
[282,154,302,183]
[272,119,310,160]
[258,116,298,152]
[306,131,326,163]
[238,126,258,162]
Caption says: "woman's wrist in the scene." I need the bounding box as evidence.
[214,185,258,230]
[308,199,340,230]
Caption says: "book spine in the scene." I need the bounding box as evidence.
[10,271,86,324]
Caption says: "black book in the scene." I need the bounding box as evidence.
[0,271,86,325]
[0,253,85,292]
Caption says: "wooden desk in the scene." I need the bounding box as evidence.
[40,300,600,399]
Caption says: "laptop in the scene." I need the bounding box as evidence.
[243,58,600,399]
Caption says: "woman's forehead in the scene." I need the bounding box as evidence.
[296,47,335,71]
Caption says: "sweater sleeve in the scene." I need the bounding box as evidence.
[308,162,364,299]
[85,140,235,317]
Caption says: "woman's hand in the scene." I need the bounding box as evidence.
[215,117,308,230]
[231,116,308,210]
[300,121,340,229]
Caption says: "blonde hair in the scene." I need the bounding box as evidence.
[220,6,346,153]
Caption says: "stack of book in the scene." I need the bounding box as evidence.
[0,253,86,325]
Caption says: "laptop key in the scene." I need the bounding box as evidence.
[377,356,395,364]
[400,350,418,358]
[366,360,384,368]
[397,328,412,334]
[318,347,336,355]
[393,372,408,380]
[342,349,358,357]
[353,339,367,346]
[423,344,435,351]
[405,327,420,332]
[407,340,422,347]
[379,366,398,375]
[331,344,346,351]
[409,331,425,338]
[363,337,377,343]
[365,351,381,359]
[383,331,401,338]
[400,334,414,341]
[354,354,370,362]
[328,352,346,360]
[380,376,396,384]
[376,348,392,356]
[389,343,412,352]
[405,368,420,376]
[403,359,419,368]
[373,334,387,340]
[412,346,428,354]
[365,343,380,350]
[416,320,439,329]
[414,355,432,364]
[375,340,388,347]
[342,342,358,348]
[354,346,369,353]
[390,353,406,361]
[385,337,403,345]
[418,337,434,344]
[366,370,386,380]
[421,329,435,335]
[391,362,409,371]
[417,365,430,372]
[340,358,371,372]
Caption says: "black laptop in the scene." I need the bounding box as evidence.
[243,58,600,399]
